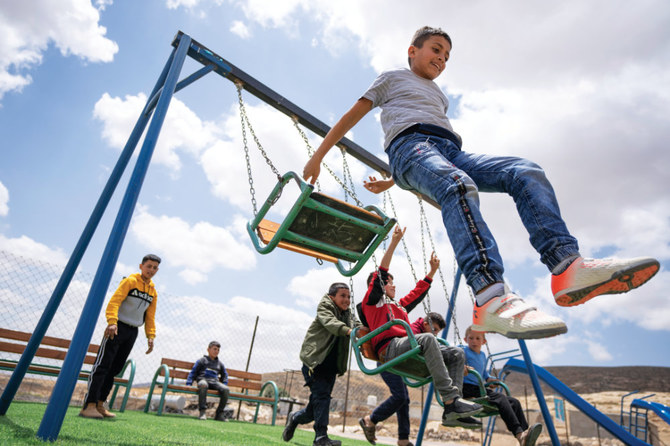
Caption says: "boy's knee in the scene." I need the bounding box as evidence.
[197,381,209,390]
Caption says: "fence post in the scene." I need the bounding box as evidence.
[237,315,259,420]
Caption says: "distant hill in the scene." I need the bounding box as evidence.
[503,365,670,395]
[265,365,670,404]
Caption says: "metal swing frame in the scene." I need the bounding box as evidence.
[0,31,624,446]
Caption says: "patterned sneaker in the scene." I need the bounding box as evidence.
[552,257,659,307]
[472,288,567,339]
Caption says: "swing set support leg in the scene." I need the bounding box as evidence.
[415,268,463,446]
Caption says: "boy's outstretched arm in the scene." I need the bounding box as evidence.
[303,97,373,184]
[380,225,406,270]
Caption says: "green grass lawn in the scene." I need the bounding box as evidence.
[0,402,374,445]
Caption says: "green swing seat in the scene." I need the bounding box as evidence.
[247,171,397,277]
[351,319,450,388]
[352,320,509,418]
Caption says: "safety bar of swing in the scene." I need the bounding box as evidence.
[351,320,424,375]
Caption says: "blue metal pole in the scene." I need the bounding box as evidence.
[517,339,561,446]
[35,34,192,442]
[0,47,177,417]
[415,268,463,446]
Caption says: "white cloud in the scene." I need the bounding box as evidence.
[585,339,614,362]
[230,20,251,39]
[0,181,8,216]
[0,0,118,100]
[93,92,220,174]
[129,205,257,283]
[0,234,69,266]
[165,0,202,9]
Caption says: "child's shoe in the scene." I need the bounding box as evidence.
[79,402,104,419]
[518,423,543,446]
[358,416,376,444]
[442,397,483,423]
[472,290,567,339]
[552,257,659,307]
[312,436,341,446]
[282,411,298,441]
[96,401,115,418]
[198,409,207,420]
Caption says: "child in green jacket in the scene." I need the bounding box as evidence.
[282,282,359,446]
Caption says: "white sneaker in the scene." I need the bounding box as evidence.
[552,256,659,307]
[472,288,567,339]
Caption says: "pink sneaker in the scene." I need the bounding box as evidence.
[472,289,567,339]
[552,257,659,307]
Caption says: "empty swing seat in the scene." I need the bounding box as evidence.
[247,171,396,277]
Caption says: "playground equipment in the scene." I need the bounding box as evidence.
[502,357,670,445]
[0,30,662,446]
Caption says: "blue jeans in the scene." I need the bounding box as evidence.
[385,333,463,403]
[294,364,337,438]
[387,133,579,293]
[371,370,410,440]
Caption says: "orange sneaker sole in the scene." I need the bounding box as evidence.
[555,261,659,307]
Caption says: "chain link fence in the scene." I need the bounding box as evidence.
[0,249,455,436]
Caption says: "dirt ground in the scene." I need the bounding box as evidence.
[1,375,668,445]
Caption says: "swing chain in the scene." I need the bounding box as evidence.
[385,191,419,283]
[236,83,283,183]
[291,117,321,192]
[417,198,462,344]
[238,85,259,216]
[291,118,365,207]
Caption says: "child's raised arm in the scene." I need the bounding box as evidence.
[380,225,406,270]
[303,97,373,184]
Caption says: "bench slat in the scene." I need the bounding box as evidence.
[0,328,99,353]
[0,360,128,383]
[159,383,273,403]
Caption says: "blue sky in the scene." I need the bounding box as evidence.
[1,0,669,371]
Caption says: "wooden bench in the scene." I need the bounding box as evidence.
[143,358,279,425]
[0,327,135,411]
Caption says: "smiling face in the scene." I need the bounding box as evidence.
[207,344,220,359]
[408,34,451,80]
[330,287,351,311]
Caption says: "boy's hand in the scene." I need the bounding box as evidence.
[303,157,321,184]
[104,324,118,340]
[390,225,406,244]
[429,251,440,273]
[363,176,394,194]
[146,338,154,354]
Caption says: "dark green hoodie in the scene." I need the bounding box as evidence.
[299,294,360,375]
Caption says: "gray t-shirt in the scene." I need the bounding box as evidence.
[362,68,455,149]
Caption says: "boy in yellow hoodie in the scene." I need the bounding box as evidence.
[80,254,161,419]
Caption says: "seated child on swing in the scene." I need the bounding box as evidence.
[462,326,543,446]
[360,225,482,428]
